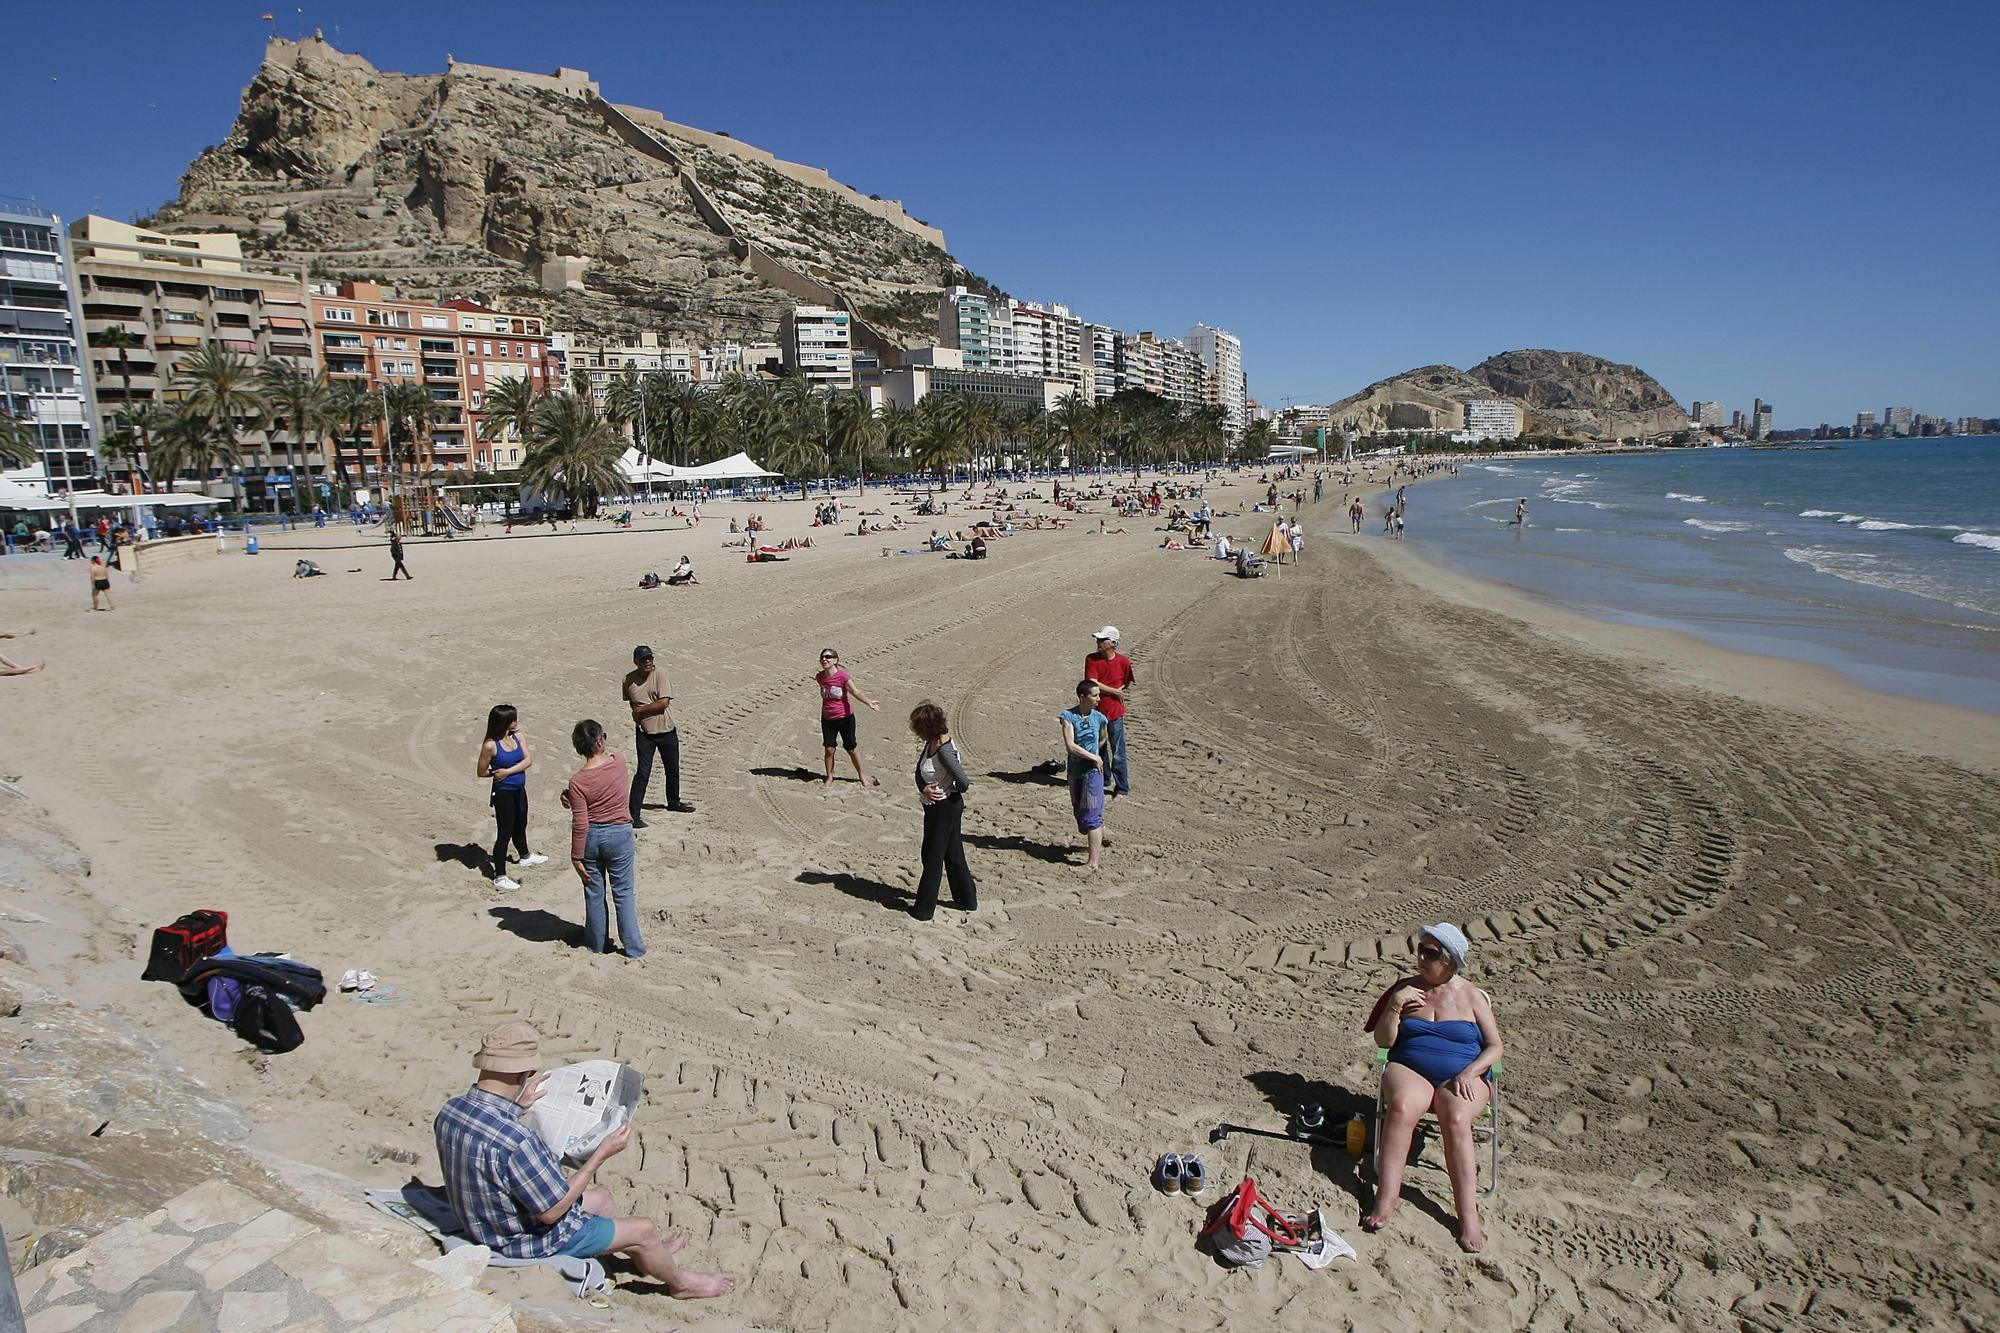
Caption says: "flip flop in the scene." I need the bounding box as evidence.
[1180,1155,1208,1194]
[349,988,404,1004]
[1152,1152,1183,1192]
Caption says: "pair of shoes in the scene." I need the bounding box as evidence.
[518,852,550,867]
[666,801,696,813]
[1157,1153,1204,1191]
[338,969,377,992]
[493,875,521,891]
[630,818,649,829]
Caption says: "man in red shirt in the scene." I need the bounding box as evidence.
[1084,626,1134,798]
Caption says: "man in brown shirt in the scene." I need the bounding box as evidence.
[624,645,693,825]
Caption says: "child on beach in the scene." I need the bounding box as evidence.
[88,555,114,611]
[1060,680,1111,875]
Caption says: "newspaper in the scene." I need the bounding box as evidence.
[522,1061,644,1165]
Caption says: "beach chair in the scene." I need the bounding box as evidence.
[1364,1006,1503,1198]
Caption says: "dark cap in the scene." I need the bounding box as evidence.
[633,645,654,660]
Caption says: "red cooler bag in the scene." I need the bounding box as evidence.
[140,910,229,983]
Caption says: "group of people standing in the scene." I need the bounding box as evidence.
[466,626,1138,939]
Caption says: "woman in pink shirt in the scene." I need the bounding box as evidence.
[813,648,882,789]
[559,719,644,958]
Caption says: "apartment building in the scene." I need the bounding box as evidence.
[875,346,1065,413]
[1010,302,1082,390]
[443,298,557,468]
[1751,398,1773,440]
[1463,399,1524,441]
[68,216,311,501]
[1883,405,1913,436]
[1185,324,1245,435]
[780,305,855,390]
[1854,410,1877,435]
[1116,332,1164,397]
[550,331,697,415]
[1158,336,1207,409]
[1080,323,1118,403]
[2,203,99,489]
[700,340,785,381]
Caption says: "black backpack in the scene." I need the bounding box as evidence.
[179,956,325,1054]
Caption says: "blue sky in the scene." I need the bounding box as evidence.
[9,1,1996,426]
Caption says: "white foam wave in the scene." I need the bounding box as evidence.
[1835,514,1867,524]
[1856,520,1918,531]
[1683,518,1755,533]
[1666,492,1708,503]
[1466,498,1514,509]
[1799,509,1841,517]
[1481,465,1518,475]
[1955,532,2000,552]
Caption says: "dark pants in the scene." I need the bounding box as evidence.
[630,728,681,815]
[491,787,528,871]
[913,797,976,916]
[391,557,411,579]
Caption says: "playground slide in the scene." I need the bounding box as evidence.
[439,504,474,533]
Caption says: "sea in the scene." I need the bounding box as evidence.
[1389,437,2000,714]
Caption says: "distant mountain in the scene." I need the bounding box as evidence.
[152,37,991,354]
[1330,350,1688,440]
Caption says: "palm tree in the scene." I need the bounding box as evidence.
[479,375,540,470]
[326,380,382,500]
[876,401,918,476]
[769,376,827,483]
[383,381,444,481]
[1238,417,1277,466]
[604,369,647,454]
[1049,391,1096,480]
[257,361,330,515]
[956,394,1003,482]
[113,402,169,494]
[90,324,144,413]
[519,393,624,517]
[826,389,880,493]
[175,342,264,510]
[149,400,238,497]
[0,408,39,468]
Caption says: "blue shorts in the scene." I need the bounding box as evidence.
[1069,766,1104,833]
[557,1212,617,1258]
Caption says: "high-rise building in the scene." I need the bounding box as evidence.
[1690,400,1726,428]
[1185,324,1245,435]
[2,204,100,491]
[1854,410,1877,436]
[1116,332,1164,397]
[1158,337,1208,409]
[1884,405,1914,436]
[780,305,855,390]
[1730,410,1746,432]
[1752,399,1773,439]
[1465,399,1524,441]
[1009,301,1082,390]
[70,216,318,503]
[938,286,1013,371]
[550,331,696,415]
[1080,323,1118,403]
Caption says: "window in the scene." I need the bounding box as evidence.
[422,314,449,329]
[531,366,540,377]
[375,337,388,349]
[483,341,493,356]
[324,307,354,322]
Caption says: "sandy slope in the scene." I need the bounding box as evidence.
[2,475,1996,1332]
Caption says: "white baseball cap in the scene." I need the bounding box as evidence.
[1093,626,1119,642]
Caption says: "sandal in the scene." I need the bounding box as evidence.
[1152,1152,1183,1192]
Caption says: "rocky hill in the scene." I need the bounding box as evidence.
[1330,349,1688,440]
[153,37,986,353]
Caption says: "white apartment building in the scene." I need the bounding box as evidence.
[1,204,99,489]
[1158,336,1207,409]
[1690,400,1726,428]
[1081,323,1118,402]
[1185,323,1245,435]
[549,331,697,414]
[1010,301,1082,390]
[1463,399,1524,441]
[875,345,1065,414]
[780,306,854,389]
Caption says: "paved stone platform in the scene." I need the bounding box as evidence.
[16,1178,515,1332]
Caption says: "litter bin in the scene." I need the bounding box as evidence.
[245,535,260,555]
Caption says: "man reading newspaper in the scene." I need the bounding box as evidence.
[433,1022,732,1300]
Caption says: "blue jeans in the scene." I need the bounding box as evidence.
[580,823,644,957]
[1105,718,1130,796]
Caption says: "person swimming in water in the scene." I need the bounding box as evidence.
[1362,923,1504,1252]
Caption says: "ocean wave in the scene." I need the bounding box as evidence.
[1799,509,1842,517]
[1955,532,2000,552]
[1466,498,1514,509]
[1666,492,1708,503]
[1856,520,1919,531]
[1683,518,1755,533]
[1836,514,1867,524]
[1480,465,1518,475]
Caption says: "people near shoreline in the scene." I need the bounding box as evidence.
[477,704,548,892]
[1060,680,1111,875]
[908,701,976,920]
[1350,499,1365,533]
[0,628,42,676]
[1084,627,1133,800]
[814,647,882,789]
[434,1023,731,1298]
[667,556,698,586]
[88,555,114,611]
[1512,498,1528,526]
[560,719,644,957]
[1393,511,1406,540]
[1362,923,1502,1253]
[389,531,412,580]
[623,646,692,824]
[1289,521,1304,563]
[1214,533,1233,561]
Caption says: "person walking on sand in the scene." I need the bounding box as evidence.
[1084,627,1135,800]
[1061,680,1111,875]
[624,646,693,826]
[477,704,549,892]
[389,530,412,580]
[435,1022,732,1298]
[88,555,114,611]
[0,628,42,676]
[814,648,883,789]
[560,719,644,957]
[908,701,976,920]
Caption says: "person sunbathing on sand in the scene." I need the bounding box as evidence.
[1362,924,1503,1252]
[0,627,42,676]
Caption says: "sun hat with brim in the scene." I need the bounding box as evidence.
[1418,923,1469,968]
[473,1020,540,1074]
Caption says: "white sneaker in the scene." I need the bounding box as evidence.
[493,876,521,892]
[517,853,550,867]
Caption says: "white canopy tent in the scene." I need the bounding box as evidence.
[616,450,779,485]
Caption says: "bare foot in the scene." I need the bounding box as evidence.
[666,1270,734,1300]
[1458,1223,1485,1253]
[1071,863,1099,877]
[1361,1204,1395,1232]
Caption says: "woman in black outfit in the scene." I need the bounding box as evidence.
[909,701,976,921]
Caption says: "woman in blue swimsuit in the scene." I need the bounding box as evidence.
[476,704,548,892]
[1364,922,1504,1253]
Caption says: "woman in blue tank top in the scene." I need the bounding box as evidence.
[476,704,548,891]
[1364,922,1504,1253]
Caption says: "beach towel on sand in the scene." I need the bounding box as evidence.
[365,1185,609,1299]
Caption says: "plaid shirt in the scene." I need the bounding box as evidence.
[435,1085,584,1258]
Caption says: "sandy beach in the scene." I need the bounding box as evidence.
[3,472,1998,1331]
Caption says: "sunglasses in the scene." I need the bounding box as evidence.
[820,654,838,660]
[1417,944,1445,962]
